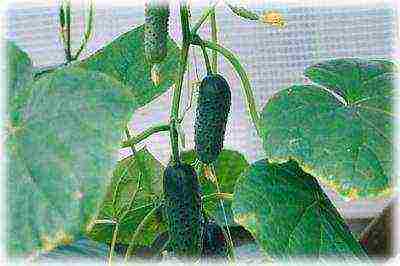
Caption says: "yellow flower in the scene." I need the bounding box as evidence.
[261,10,286,28]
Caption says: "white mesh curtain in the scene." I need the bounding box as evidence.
[4,0,397,219]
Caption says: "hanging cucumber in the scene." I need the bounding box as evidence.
[194,74,231,164]
[201,219,229,261]
[144,0,170,64]
[163,163,203,259]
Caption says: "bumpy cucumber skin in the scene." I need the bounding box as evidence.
[202,219,229,261]
[194,74,231,164]
[144,1,170,64]
[163,163,203,259]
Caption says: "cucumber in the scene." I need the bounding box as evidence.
[144,0,170,64]
[202,219,229,261]
[194,74,231,164]
[163,163,203,259]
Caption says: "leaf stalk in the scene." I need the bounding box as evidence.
[121,124,170,148]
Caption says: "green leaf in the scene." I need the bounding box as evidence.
[6,67,135,256]
[87,148,166,250]
[6,41,34,125]
[78,24,180,107]
[232,159,369,261]
[305,58,394,104]
[260,58,396,199]
[225,2,259,21]
[6,41,33,103]
[180,149,249,226]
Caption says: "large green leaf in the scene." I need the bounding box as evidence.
[180,149,249,226]
[260,58,396,199]
[87,148,166,249]
[78,24,180,107]
[6,41,34,125]
[232,159,369,261]
[6,41,33,102]
[6,67,135,256]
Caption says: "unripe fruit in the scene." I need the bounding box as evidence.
[144,1,169,64]
[202,219,229,261]
[195,74,231,164]
[163,163,203,259]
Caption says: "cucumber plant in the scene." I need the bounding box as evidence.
[5,0,395,264]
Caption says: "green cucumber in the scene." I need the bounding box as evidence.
[144,0,170,64]
[163,163,203,259]
[202,219,229,261]
[194,74,231,164]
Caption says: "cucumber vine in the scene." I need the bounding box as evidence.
[119,3,263,261]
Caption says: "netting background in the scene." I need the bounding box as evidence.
[4,0,398,219]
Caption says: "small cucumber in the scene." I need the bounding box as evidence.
[202,219,229,261]
[144,0,170,64]
[194,74,231,164]
[163,163,203,259]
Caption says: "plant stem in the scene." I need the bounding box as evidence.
[59,1,69,62]
[59,3,66,29]
[110,127,138,216]
[65,0,72,62]
[59,3,66,46]
[169,3,191,164]
[191,0,219,34]
[124,127,137,154]
[200,44,212,75]
[117,166,142,219]
[72,0,94,61]
[210,8,218,72]
[191,36,261,134]
[178,49,198,124]
[170,118,180,164]
[210,166,235,261]
[121,124,170,148]
[108,222,119,266]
